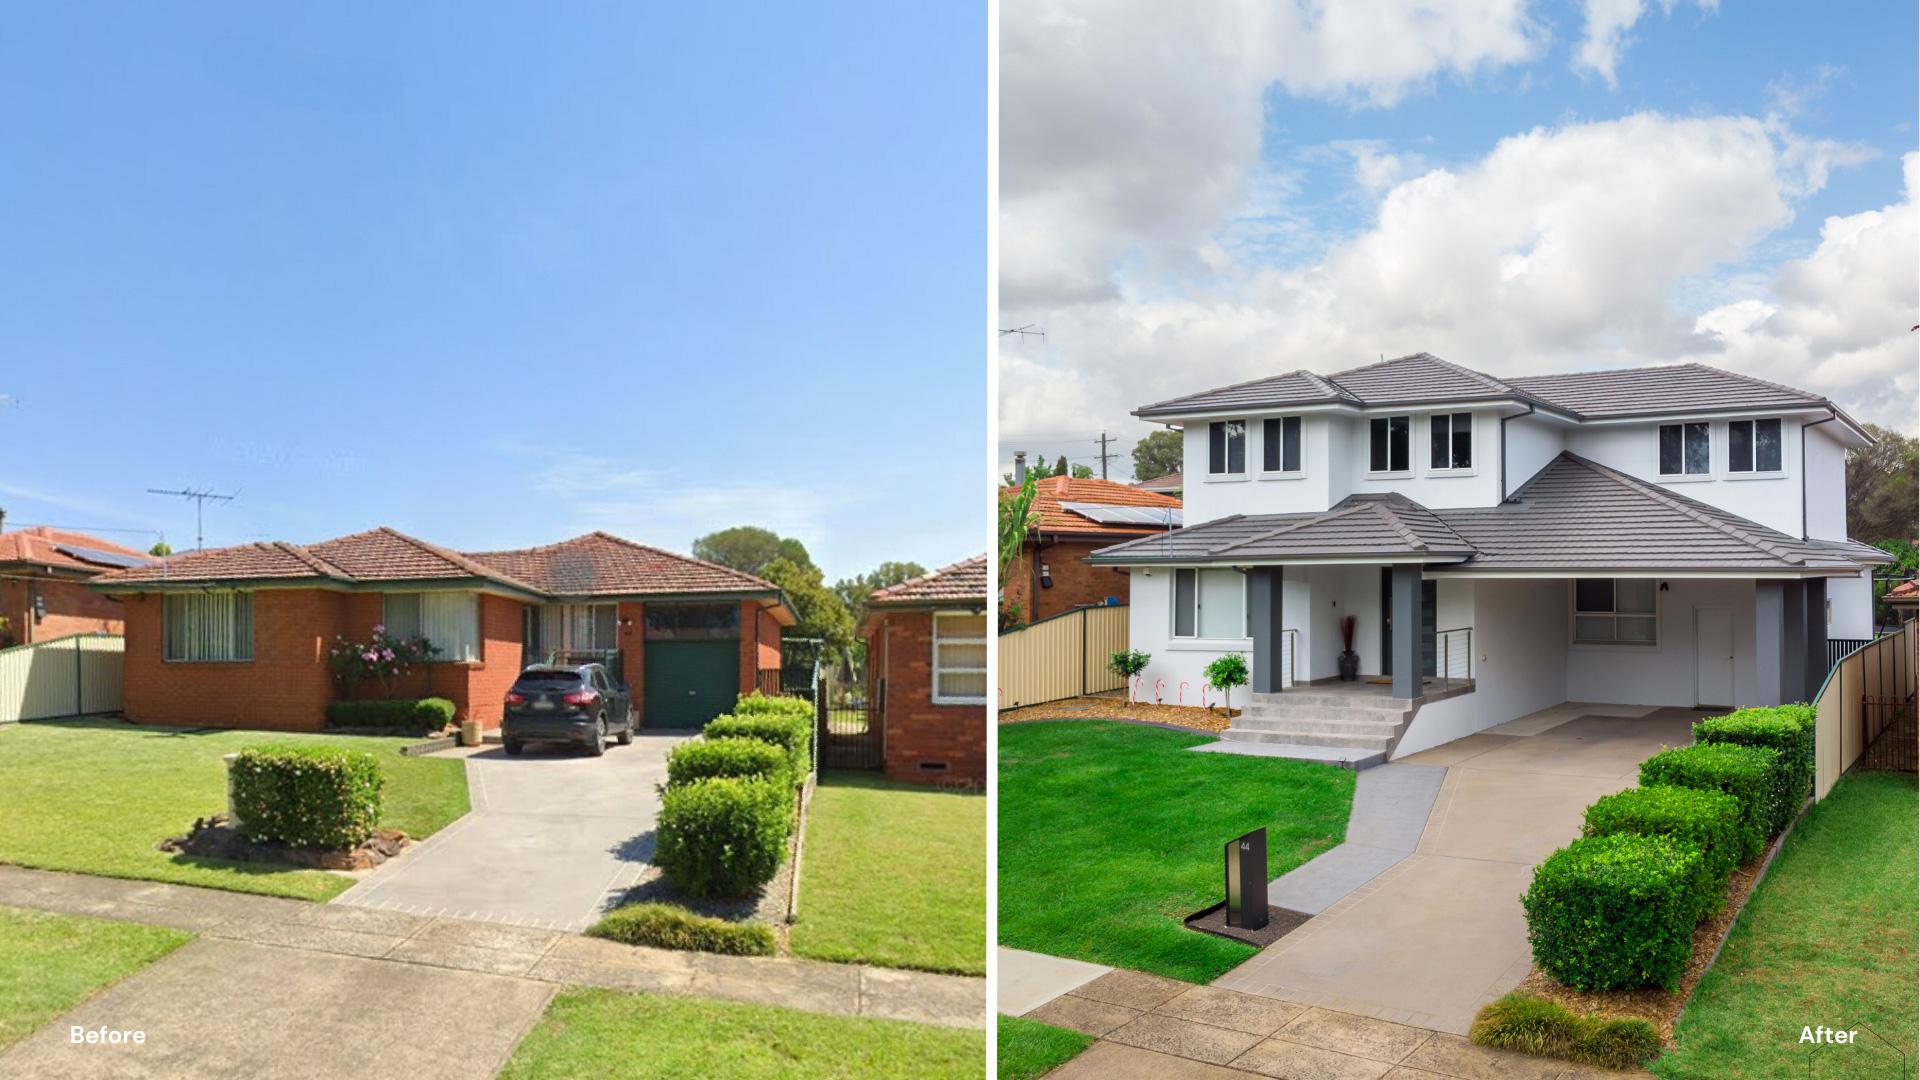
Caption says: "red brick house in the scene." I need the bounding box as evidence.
[0,526,151,647]
[861,555,987,786]
[92,528,792,732]
[1000,476,1181,624]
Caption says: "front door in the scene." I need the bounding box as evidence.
[644,640,740,728]
[1695,608,1734,708]
[1380,569,1438,677]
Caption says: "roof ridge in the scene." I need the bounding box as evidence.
[1367,501,1429,551]
[1563,453,1807,564]
[1217,502,1373,554]
[1135,369,1345,413]
[378,527,545,593]
[275,541,354,580]
[587,531,782,591]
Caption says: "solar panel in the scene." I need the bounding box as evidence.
[53,543,149,569]
[1059,501,1183,528]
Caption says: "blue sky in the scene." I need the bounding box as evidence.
[0,4,984,582]
[1000,0,1919,473]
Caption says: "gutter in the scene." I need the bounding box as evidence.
[1498,403,1536,501]
[1800,415,1839,540]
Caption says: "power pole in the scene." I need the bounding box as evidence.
[146,487,237,550]
[1094,432,1117,480]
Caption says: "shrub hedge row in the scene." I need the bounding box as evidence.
[1638,742,1777,860]
[1693,704,1814,834]
[1582,784,1743,921]
[230,745,385,849]
[666,736,790,788]
[704,711,812,787]
[1522,833,1702,991]
[324,697,457,735]
[586,902,775,956]
[650,775,792,899]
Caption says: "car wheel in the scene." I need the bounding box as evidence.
[587,714,607,757]
[616,707,635,745]
[503,739,524,757]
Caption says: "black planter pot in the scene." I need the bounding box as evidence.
[1337,651,1360,682]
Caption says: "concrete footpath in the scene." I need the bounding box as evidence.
[0,865,984,1079]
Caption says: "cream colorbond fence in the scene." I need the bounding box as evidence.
[1814,621,1915,800]
[0,634,125,724]
[999,605,1129,709]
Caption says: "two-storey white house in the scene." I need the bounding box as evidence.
[1090,353,1892,763]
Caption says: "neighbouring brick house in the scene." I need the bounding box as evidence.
[91,528,792,732]
[0,525,151,647]
[860,555,987,786]
[1000,475,1181,623]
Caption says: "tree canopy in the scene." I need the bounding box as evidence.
[831,561,927,618]
[691,525,813,577]
[1001,455,1092,486]
[1132,430,1181,482]
[1847,424,1918,546]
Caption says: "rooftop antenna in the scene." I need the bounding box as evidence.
[998,324,1045,340]
[146,487,237,550]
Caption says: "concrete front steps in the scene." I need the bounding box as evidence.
[1212,688,1419,769]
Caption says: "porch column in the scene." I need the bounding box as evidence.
[1391,563,1420,699]
[1779,581,1806,707]
[1800,578,1828,701]
[1248,568,1285,693]
[1755,581,1787,707]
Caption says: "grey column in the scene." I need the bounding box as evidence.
[1248,568,1285,693]
[1391,563,1420,699]
[1781,580,1806,706]
[1800,578,1828,702]
[1754,581,1786,706]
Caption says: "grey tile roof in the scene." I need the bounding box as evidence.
[1090,453,1875,574]
[1327,353,1518,404]
[1502,363,1825,418]
[1136,370,1357,418]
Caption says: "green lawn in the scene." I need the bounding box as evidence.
[789,772,986,975]
[997,1015,1094,1080]
[498,988,984,1079]
[0,905,192,1051]
[0,718,470,901]
[1000,720,1355,983]
[1655,773,1918,1079]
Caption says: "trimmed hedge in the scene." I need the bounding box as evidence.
[666,736,790,789]
[1522,833,1702,991]
[653,776,792,898]
[324,698,457,735]
[1638,742,1778,859]
[1694,704,1813,835]
[1583,784,1744,920]
[229,746,384,849]
[732,692,815,722]
[704,713,811,787]
[1470,993,1662,1070]
[586,902,775,956]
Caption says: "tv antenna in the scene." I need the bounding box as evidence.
[146,487,237,550]
[998,324,1045,340]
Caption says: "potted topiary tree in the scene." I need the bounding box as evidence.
[1337,614,1360,681]
[1205,653,1249,716]
[1108,649,1150,705]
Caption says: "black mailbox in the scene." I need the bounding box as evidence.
[1224,828,1268,930]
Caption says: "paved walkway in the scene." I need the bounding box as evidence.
[997,946,1111,1015]
[0,866,983,1062]
[1266,763,1444,915]
[1214,707,1699,1034]
[334,732,689,932]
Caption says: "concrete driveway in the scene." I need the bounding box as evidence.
[1215,705,1703,1034]
[333,730,692,931]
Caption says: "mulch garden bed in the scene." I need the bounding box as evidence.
[1184,902,1312,947]
[159,815,410,871]
[999,695,1239,733]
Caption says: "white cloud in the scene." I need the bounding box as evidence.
[1573,0,1716,88]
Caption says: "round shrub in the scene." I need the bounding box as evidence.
[586,902,775,956]
[1693,704,1813,835]
[704,713,811,787]
[666,736,789,788]
[1637,742,1777,859]
[1523,833,1702,991]
[652,776,791,898]
[229,746,384,849]
[324,697,457,735]
[1583,784,1743,919]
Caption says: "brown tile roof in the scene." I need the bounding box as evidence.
[1004,476,1182,537]
[1135,471,1183,493]
[96,541,347,584]
[869,555,988,605]
[1888,580,1917,601]
[0,526,152,575]
[464,532,780,597]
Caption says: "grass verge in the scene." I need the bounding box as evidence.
[498,988,984,1079]
[0,718,469,901]
[997,1015,1095,1080]
[999,720,1354,983]
[0,905,191,1051]
[1652,772,1917,1078]
[788,771,986,975]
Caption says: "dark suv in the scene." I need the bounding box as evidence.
[502,663,635,757]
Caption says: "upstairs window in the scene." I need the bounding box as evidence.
[1727,418,1782,473]
[1173,568,1245,639]
[163,591,253,662]
[1572,578,1657,645]
[1429,413,1472,470]
[1368,416,1410,473]
[1658,422,1709,476]
[1208,420,1247,476]
[1262,416,1302,473]
[384,592,481,661]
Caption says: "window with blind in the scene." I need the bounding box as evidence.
[163,592,253,661]
[382,592,481,662]
[932,612,987,705]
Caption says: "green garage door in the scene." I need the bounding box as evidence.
[644,639,740,728]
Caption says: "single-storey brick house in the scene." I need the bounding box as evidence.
[91,528,793,732]
[860,555,988,786]
[0,525,151,646]
[1000,475,1181,623]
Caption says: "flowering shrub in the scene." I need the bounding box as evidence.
[328,624,439,699]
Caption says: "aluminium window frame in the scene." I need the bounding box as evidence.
[1367,415,1413,476]
[1569,577,1659,647]
[1657,421,1712,479]
[930,610,988,706]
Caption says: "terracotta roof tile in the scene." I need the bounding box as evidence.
[1888,580,1917,600]
[0,526,152,575]
[869,555,988,605]
[1003,476,1182,537]
[465,532,779,597]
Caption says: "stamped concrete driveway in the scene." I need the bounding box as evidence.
[1215,705,1704,1035]
[333,730,692,931]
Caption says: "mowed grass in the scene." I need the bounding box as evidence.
[1000,720,1354,983]
[789,772,986,975]
[0,905,191,1051]
[498,988,984,1080]
[1654,773,1918,1079]
[997,1015,1095,1080]
[0,718,470,901]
